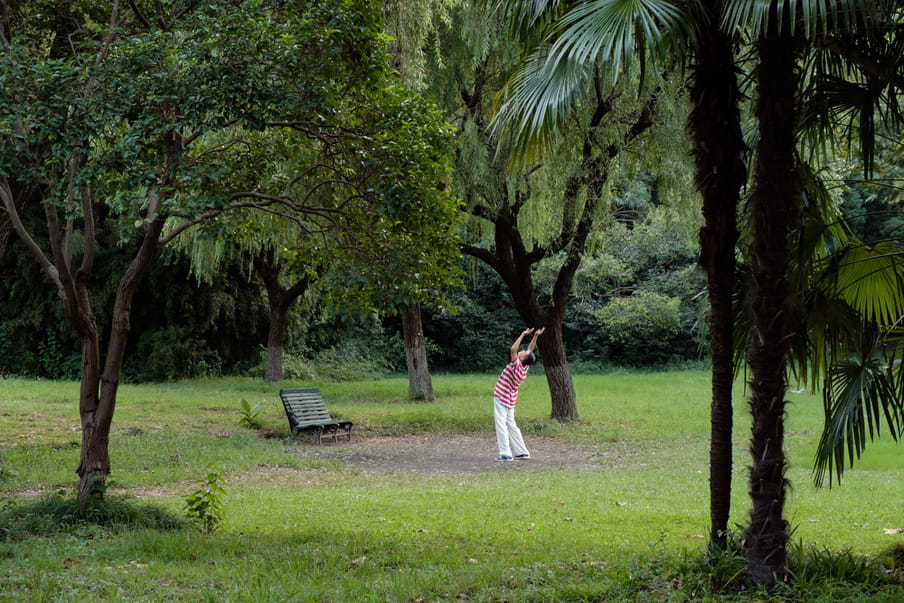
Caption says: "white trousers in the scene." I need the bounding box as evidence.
[494,398,529,457]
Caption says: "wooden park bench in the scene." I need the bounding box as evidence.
[279,388,353,445]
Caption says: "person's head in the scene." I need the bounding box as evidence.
[518,350,537,366]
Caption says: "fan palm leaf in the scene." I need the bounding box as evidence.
[551,0,687,73]
[492,0,689,162]
[722,0,872,38]
[814,352,903,487]
[818,241,904,327]
[492,45,594,164]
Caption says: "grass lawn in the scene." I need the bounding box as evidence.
[0,370,901,601]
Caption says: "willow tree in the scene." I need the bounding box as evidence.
[373,0,464,400]
[424,2,679,421]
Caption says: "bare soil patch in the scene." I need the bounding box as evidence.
[289,434,620,475]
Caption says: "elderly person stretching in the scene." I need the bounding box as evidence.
[493,327,544,461]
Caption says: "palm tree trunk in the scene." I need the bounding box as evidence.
[744,17,800,586]
[688,0,747,553]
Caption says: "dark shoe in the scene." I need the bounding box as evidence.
[495,455,513,462]
[515,454,531,460]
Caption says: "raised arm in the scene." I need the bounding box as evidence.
[510,328,534,362]
[526,327,545,354]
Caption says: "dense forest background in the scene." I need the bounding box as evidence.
[3,168,899,381]
[0,196,703,379]
[1,1,901,384]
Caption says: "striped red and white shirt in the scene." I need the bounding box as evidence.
[493,358,529,407]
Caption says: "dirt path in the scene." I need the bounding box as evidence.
[290,434,620,475]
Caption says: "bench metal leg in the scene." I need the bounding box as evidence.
[327,424,340,443]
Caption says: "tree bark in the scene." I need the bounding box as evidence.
[253,252,313,383]
[401,304,434,401]
[687,0,747,554]
[536,321,577,421]
[744,17,800,586]
[76,213,166,500]
[264,302,289,383]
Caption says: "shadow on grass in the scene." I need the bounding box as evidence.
[0,492,186,541]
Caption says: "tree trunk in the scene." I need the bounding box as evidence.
[75,326,106,500]
[688,0,747,554]
[401,304,434,401]
[0,178,32,264]
[253,252,314,383]
[744,18,800,586]
[536,321,578,422]
[76,215,165,500]
[265,301,288,382]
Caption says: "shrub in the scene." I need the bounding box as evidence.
[183,465,226,534]
[127,326,221,381]
[594,291,691,365]
[36,329,80,380]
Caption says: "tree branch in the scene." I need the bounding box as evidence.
[460,242,501,273]
[0,177,63,295]
[77,182,96,281]
[172,0,201,24]
[154,0,168,31]
[0,0,10,51]
[126,0,152,30]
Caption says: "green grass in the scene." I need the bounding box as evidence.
[1,371,901,601]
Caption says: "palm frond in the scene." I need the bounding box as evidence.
[722,0,874,38]
[552,0,688,80]
[820,241,904,328]
[493,0,689,163]
[494,0,568,51]
[492,44,593,165]
[814,354,903,487]
[785,162,854,389]
[798,74,876,170]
